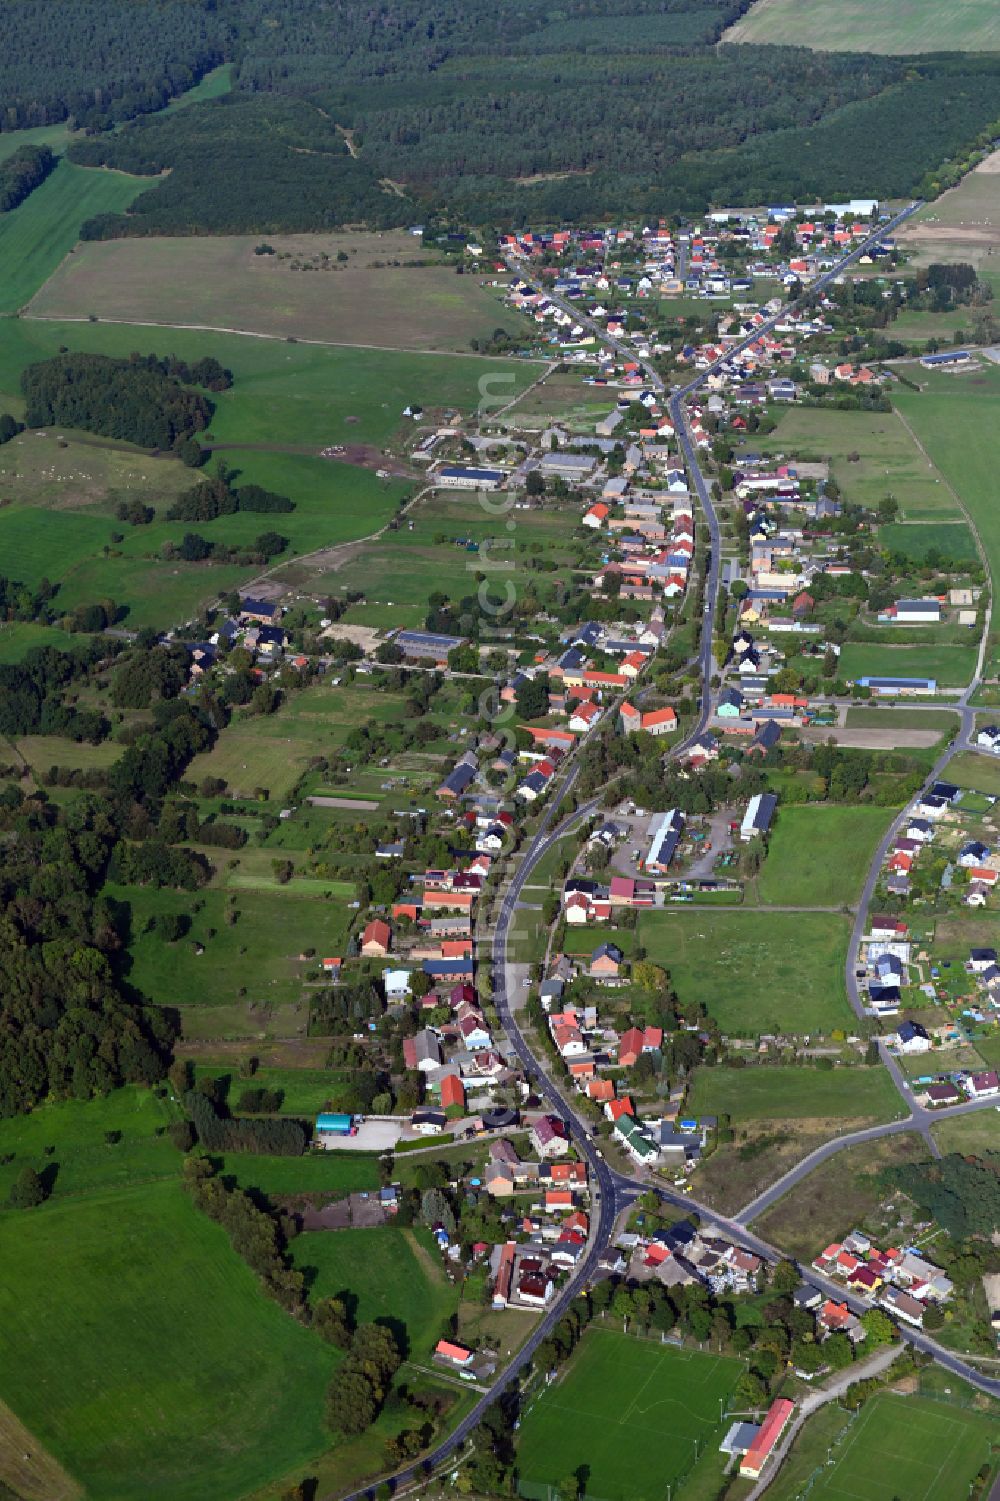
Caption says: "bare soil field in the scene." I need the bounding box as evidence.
[28,231,531,353]
[800,726,942,749]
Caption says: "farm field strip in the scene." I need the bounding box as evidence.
[723,0,1000,52]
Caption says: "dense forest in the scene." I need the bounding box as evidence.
[0,144,56,213]
[1,0,229,131]
[21,353,215,451]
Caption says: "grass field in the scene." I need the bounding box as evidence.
[215,1151,380,1197]
[0,161,145,313]
[108,883,349,1010]
[194,1063,353,1117]
[931,1110,1000,1156]
[878,520,979,563]
[29,231,532,353]
[840,640,977,689]
[750,404,964,521]
[723,0,1000,52]
[638,909,854,1034]
[0,623,78,664]
[756,805,895,907]
[766,1393,998,1501]
[0,1179,338,1501]
[900,149,1000,274]
[0,1087,177,1205]
[684,1065,904,1123]
[290,1227,458,1359]
[844,707,958,730]
[948,749,1000,793]
[517,1329,743,1501]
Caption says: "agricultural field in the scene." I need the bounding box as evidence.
[290,1227,459,1359]
[723,0,1000,53]
[517,1329,743,1501]
[638,909,854,1034]
[0,1178,339,1501]
[684,1065,904,1123]
[839,640,978,689]
[504,368,614,427]
[28,231,533,353]
[765,1393,999,1501]
[750,405,962,520]
[756,804,895,907]
[0,160,146,314]
[751,1133,927,1256]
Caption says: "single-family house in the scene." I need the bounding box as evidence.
[360,919,391,958]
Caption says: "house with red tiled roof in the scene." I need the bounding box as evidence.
[360,919,391,957]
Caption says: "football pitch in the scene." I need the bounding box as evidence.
[770,1393,997,1501]
[517,1329,742,1501]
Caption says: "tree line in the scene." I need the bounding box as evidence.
[0,145,56,212]
[166,472,295,523]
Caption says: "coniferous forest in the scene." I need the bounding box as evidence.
[0,0,992,230]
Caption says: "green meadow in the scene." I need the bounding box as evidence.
[756,804,896,906]
[0,1179,339,1501]
[639,909,854,1034]
[684,1064,904,1122]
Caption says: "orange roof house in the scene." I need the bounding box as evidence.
[360,919,391,957]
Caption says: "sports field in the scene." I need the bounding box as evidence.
[0,160,146,313]
[0,1179,339,1501]
[29,231,532,353]
[291,1227,459,1360]
[756,804,895,907]
[766,1393,998,1501]
[684,1064,903,1123]
[638,909,853,1034]
[517,1330,742,1501]
[750,406,962,521]
[724,0,1000,53]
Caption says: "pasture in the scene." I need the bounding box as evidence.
[840,640,978,688]
[766,1394,998,1501]
[0,428,193,509]
[215,1151,380,1198]
[638,909,854,1034]
[756,804,895,906]
[29,231,533,353]
[0,1179,339,1501]
[750,405,962,520]
[0,1086,177,1206]
[723,0,1000,52]
[516,1329,742,1501]
[0,160,145,314]
[290,1227,458,1359]
[194,1063,355,1117]
[684,1065,903,1123]
[107,883,350,1010]
[0,623,77,664]
[900,149,1000,273]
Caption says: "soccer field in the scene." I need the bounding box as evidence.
[770,1393,998,1501]
[517,1329,742,1501]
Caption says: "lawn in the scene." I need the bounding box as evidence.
[756,804,895,907]
[840,640,978,689]
[723,0,1000,52]
[516,1329,743,1501]
[0,1086,178,1205]
[107,883,350,1009]
[0,1178,339,1501]
[29,230,534,353]
[194,1063,354,1117]
[684,1064,904,1123]
[638,909,854,1034]
[844,707,958,730]
[0,160,146,313]
[766,1393,998,1501]
[290,1226,458,1360]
